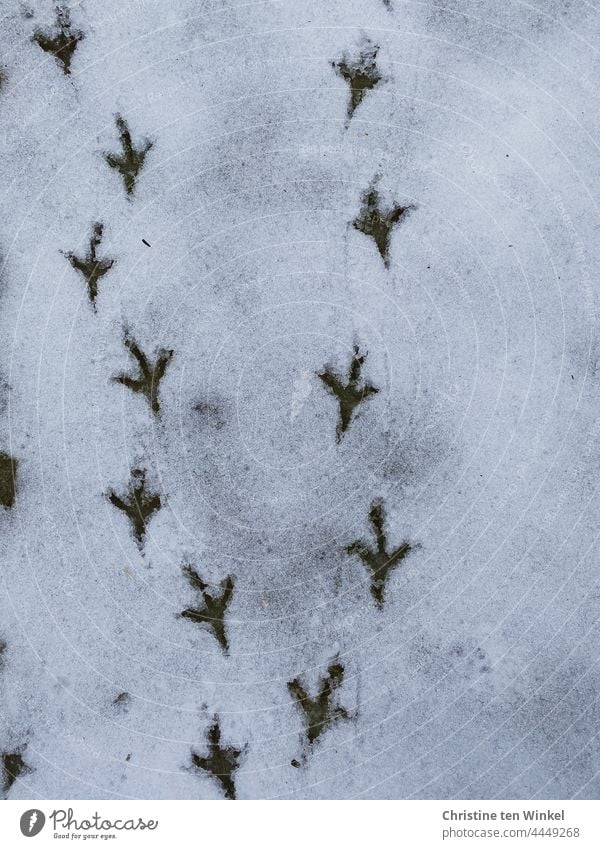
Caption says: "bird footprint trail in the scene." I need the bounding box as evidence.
[180,566,234,654]
[346,499,413,608]
[112,333,173,416]
[288,659,350,754]
[353,182,414,268]
[31,6,84,76]
[190,718,243,800]
[333,39,383,124]
[317,345,378,442]
[106,468,162,550]
[104,115,153,197]
[63,223,115,311]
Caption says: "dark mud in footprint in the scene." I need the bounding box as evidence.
[0,452,17,509]
[112,332,173,416]
[63,223,115,311]
[113,692,131,711]
[288,658,350,756]
[318,345,378,442]
[180,565,234,654]
[106,468,161,550]
[333,39,383,124]
[31,6,84,76]
[346,499,414,608]
[104,115,153,197]
[353,181,414,268]
[2,747,30,796]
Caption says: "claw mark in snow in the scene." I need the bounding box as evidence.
[32,6,84,75]
[353,181,414,268]
[112,332,173,416]
[317,345,378,441]
[346,499,413,607]
[106,468,162,549]
[180,565,234,654]
[190,717,243,800]
[104,115,153,197]
[2,747,31,796]
[333,39,383,124]
[63,223,115,310]
[288,658,350,751]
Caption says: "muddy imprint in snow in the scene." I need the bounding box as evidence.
[0,452,17,509]
[317,344,379,442]
[113,692,131,711]
[63,223,115,311]
[353,181,415,268]
[288,658,351,759]
[112,331,173,416]
[104,115,153,197]
[106,468,162,550]
[333,38,383,124]
[346,499,414,608]
[189,717,243,800]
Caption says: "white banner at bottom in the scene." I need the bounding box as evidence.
[0,800,598,848]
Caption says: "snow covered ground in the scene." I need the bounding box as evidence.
[0,0,599,799]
